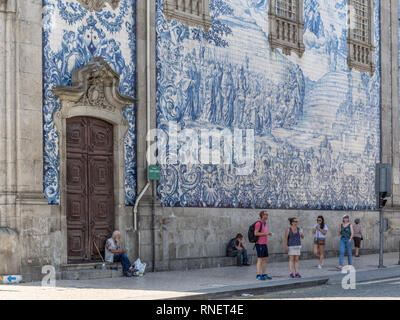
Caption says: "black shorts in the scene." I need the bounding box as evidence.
[255,244,269,258]
[353,237,361,248]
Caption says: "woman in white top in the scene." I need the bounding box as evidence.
[312,216,328,269]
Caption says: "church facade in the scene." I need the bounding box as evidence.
[1,0,400,280]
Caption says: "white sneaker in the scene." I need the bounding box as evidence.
[318,264,322,269]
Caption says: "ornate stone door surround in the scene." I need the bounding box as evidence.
[53,57,136,263]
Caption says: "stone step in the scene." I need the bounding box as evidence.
[59,268,123,281]
[59,261,123,280]
[60,262,119,271]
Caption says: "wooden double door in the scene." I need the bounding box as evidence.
[66,117,114,263]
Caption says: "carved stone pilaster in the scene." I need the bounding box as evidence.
[77,0,120,12]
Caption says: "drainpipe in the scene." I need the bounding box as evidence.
[133,182,149,258]
[148,0,157,273]
[132,0,152,260]
[152,180,156,272]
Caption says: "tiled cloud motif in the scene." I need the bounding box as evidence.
[156,0,381,210]
[42,0,137,205]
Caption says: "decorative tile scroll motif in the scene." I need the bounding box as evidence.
[42,0,137,205]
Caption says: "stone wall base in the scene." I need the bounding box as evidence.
[2,199,400,282]
[136,204,400,272]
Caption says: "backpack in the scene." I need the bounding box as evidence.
[248,221,263,243]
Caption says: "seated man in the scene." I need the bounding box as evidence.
[226,233,250,266]
[105,230,134,277]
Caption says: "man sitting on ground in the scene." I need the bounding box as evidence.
[227,233,250,266]
[105,230,134,277]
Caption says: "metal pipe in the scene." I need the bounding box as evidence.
[147,0,157,272]
[132,0,152,259]
[151,180,156,272]
[377,0,384,270]
[147,0,151,148]
[147,0,154,272]
[133,182,150,231]
[378,208,385,268]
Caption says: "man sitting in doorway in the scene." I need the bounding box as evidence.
[105,230,134,277]
[226,233,250,266]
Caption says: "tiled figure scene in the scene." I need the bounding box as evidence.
[156,0,381,210]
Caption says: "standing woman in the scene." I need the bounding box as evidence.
[285,217,304,278]
[313,216,328,269]
[353,218,363,257]
[337,214,354,269]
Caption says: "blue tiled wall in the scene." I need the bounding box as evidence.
[156,0,381,210]
[42,0,137,205]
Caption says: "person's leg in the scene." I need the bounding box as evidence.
[289,256,294,274]
[339,238,345,266]
[256,244,262,276]
[262,257,267,275]
[319,245,325,265]
[294,256,299,274]
[242,249,249,264]
[347,240,353,265]
[313,244,319,258]
[354,237,360,256]
[120,252,132,275]
[236,250,243,265]
[256,258,262,276]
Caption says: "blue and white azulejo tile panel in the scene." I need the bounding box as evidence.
[155,0,381,210]
[42,0,137,205]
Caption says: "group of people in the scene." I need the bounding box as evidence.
[106,210,364,279]
[226,210,364,281]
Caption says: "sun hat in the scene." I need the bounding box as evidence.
[342,214,349,219]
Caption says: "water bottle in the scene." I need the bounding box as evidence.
[1,275,23,284]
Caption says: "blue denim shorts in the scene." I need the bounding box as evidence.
[255,244,269,258]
